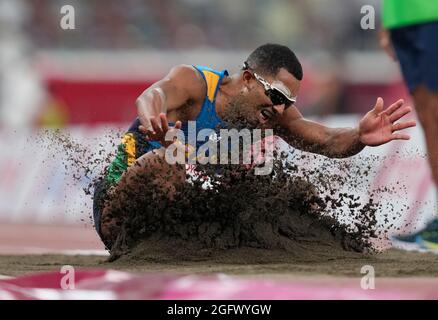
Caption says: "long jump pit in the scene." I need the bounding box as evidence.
[2,151,438,300]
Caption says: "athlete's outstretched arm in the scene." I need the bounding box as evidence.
[275,97,416,158]
[135,65,205,144]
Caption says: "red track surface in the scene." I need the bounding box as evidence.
[2,270,438,300]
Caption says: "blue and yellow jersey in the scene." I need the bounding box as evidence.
[105,66,228,185]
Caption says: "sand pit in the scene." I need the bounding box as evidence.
[36,122,414,269]
[100,152,384,264]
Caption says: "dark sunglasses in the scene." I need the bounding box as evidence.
[265,87,294,108]
[243,61,297,109]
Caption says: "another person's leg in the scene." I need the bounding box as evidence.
[390,22,438,248]
[396,88,438,248]
[412,86,438,184]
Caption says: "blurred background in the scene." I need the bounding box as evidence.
[1,0,402,127]
[0,0,435,253]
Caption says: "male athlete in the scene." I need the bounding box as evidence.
[94,44,416,249]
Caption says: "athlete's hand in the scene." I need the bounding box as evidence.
[138,113,182,147]
[358,98,416,147]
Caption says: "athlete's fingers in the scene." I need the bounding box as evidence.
[373,97,384,114]
[391,133,411,141]
[382,99,404,116]
[160,113,169,132]
[139,116,154,132]
[389,105,412,122]
[146,131,156,141]
[167,121,183,143]
[392,120,416,132]
[150,116,162,134]
[139,125,153,140]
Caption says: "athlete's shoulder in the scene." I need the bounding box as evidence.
[166,64,205,87]
[165,64,207,100]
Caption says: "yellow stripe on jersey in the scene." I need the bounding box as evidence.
[122,133,136,166]
[202,70,220,102]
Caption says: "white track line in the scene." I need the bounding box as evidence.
[0,245,109,256]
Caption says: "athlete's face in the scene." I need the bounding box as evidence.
[238,68,301,127]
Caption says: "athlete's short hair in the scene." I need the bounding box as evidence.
[245,43,303,81]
